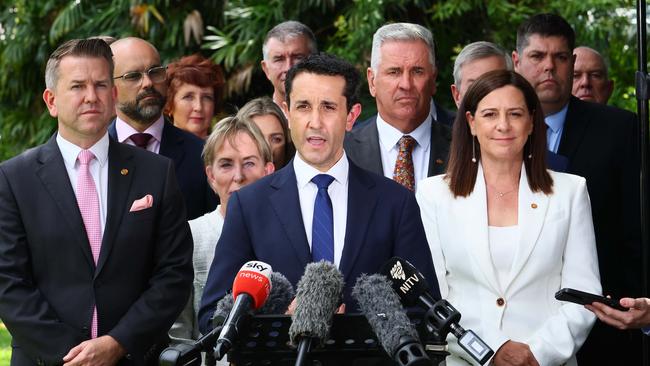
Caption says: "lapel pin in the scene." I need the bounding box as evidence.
[531,203,538,209]
[120,168,129,176]
[435,158,444,164]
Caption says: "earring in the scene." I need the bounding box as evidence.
[471,136,477,163]
[527,136,532,159]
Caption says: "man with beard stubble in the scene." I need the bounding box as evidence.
[109,37,217,220]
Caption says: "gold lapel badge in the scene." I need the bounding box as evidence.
[531,203,538,209]
[120,168,129,176]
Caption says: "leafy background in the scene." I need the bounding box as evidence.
[0,0,641,163]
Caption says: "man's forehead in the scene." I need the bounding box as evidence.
[524,34,571,53]
[378,40,433,66]
[267,36,311,52]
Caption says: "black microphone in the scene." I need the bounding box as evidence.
[352,273,431,366]
[213,261,273,360]
[289,261,344,366]
[381,257,494,365]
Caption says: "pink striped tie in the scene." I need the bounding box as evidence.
[76,150,101,338]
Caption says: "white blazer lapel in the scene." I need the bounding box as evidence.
[504,164,549,293]
[463,164,502,294]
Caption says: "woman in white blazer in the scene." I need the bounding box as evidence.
[169,116,275,347]
[416,70,601,366]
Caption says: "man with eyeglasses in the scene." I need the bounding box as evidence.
[109,37,217,220]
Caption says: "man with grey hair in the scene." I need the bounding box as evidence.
[108,37,217,220]
[261,20,317,106]
[0,38,192,365]
[345,22,451,192]
[572,46,614,104]
[450,41,513,107]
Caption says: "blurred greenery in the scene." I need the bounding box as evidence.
[0,0,642,161]
[0,322,10,365]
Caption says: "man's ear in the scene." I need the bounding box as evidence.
[264,162,275,175]
[346,103,362,131]
[367,67,377,97]
[451,84,461,108]
[43,88,58,117]
[512,51,520,71]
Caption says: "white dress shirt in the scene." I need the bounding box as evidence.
[376,114,431,191]
[293,152,349,267]
[56,132,109,233]
[115,115,164,153]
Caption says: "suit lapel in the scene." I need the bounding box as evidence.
[95,140,135,276]
[503,166,549,293]
[268,165,311,266]
[349,119,383,175]
[339,163,377,284]
[159,121,185,167]
[427,122,451,177]
[36,136,95,268]
[463,164,501,293]
[558,97,589,161]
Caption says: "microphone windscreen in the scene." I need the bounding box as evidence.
[352,273,420,356]
[380,257,431,306]
[258,271,295,314]
[232,261,272,309]
[289,261,344,345]
[212,293,235,327]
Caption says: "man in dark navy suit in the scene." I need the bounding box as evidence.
[198,53,439,333]
[109,37,217,220]
[0,38,192,366]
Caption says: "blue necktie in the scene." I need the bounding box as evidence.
[311,174,335,263]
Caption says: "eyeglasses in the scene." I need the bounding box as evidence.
[113,66,167,84]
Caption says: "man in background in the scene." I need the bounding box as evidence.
[572,46,614,105]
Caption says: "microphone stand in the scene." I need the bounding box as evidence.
[294,336,314,366]
[159,325,223,366]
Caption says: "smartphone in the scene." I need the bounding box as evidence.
[555,288,627,311]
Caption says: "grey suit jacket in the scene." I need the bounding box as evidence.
[344,115,452,178]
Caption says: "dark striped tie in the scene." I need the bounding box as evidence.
[311,174,335,263]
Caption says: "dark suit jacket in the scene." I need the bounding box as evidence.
[557,97,642,364]
[0,136,193,365]
[108,120,218,220]
[197,160,440,333]
[344,115,452,178]
[434,102,456,127]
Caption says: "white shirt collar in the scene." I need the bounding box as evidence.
[56,132,110,168]
[293,151,349,189]
[376,113,432,153]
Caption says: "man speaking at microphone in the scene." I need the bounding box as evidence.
[199,53,439,334]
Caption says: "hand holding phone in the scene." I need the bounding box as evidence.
[555,288,627,311]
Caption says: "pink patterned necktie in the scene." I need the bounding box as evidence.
[393,135,417,191]
[76,150,101,338]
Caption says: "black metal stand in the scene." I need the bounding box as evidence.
[636,2,650,366]
[226,314,447,366]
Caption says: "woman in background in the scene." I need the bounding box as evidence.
[237,97,295,169]
[416,70,601,366]
[169,116,274,348]
[165,54,224,139]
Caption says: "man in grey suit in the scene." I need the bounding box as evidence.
[344,23,451,191]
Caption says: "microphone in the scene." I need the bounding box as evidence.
[211,271,295,327]
[352,273,431,366]
[213,260,272,360]
[381,257,494,365]
[289,261,344,366]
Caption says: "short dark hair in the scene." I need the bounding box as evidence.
[45,38,114,89]
[284,53,360,112]
[447,70,553,197]
[516,13,575,54]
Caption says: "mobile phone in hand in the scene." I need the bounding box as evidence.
[555,288,627,311]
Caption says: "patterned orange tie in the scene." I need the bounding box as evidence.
[393,135,417,191]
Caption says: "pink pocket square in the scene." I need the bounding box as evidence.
[130,194,153,212]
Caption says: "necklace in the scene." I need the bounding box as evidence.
[488,184,518,198]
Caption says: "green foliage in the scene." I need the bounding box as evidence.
[0,0,642,161]
[0,322,10,364]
